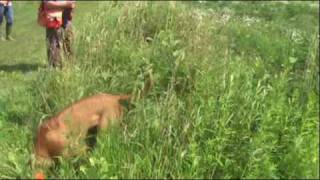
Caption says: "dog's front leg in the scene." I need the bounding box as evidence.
[98,112,110,130]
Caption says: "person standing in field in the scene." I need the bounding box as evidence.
[0,0,14,41]
[38,0,75,68]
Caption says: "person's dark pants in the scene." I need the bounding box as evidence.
[0,4,14,38]
[46,23,74,68]
[46,27,63,68]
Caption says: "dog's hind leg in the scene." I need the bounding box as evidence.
[85,125,98,151]
[84,113,104,151]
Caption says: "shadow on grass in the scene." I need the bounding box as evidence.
[0,63,46,73]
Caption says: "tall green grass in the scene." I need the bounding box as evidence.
[0,1,318,179]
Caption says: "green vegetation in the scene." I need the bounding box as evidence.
[0,1,319,179]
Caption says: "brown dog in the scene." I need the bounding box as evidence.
[31,70,153,170]
[33,93,130,166]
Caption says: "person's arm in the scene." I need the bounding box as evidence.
[7,0,12,6]
[44,1,75,10]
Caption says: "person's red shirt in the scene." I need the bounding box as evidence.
[0,0,12,6]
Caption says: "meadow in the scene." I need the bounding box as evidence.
[0,1,319,179]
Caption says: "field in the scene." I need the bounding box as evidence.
[0,1,319,179]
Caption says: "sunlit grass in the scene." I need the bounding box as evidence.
[0,1,318,179]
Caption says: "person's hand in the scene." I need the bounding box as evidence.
[68,1,76,9]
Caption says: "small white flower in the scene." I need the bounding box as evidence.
[242,16,260,26]
[291,29,304,44]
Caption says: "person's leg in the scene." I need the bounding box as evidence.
[62,22,74,61]
[5,5,14,40]
[0,4,5,41]
[46,28,63,68]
